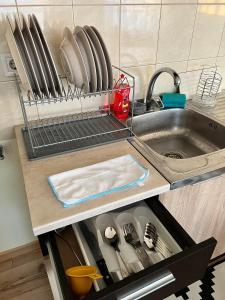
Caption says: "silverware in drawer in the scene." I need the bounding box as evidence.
[43,196,216,300]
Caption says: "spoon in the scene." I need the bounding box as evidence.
[104,226,130,278]
[144,222,172,258]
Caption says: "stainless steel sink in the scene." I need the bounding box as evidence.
[129,108,225,159]
[128,108,225,188]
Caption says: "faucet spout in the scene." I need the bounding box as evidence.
[146,67,181,111]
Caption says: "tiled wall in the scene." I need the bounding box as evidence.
[1,0,225,140]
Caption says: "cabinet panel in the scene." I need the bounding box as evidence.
[160,175,225,258]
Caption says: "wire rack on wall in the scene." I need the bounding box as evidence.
[16,66,135,159]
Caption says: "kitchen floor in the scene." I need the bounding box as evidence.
[166,258,225,300]
[0,242,53,300]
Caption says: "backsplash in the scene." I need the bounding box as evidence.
[1,0,225,140]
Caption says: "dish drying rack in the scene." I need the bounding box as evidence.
[17,66,135,159]
[192,67,222,107]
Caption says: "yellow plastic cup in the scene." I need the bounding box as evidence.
[66,265,102,298]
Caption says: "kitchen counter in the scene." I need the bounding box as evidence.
[15,126,170,236]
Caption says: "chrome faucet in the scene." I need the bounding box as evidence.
[146,67,181,111]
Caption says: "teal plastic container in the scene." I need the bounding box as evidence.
[161,93,186,109]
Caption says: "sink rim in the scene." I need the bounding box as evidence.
[128,108,225,160]
[129,107,225,188]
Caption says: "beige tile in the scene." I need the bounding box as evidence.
[163,0,196,3]
[186,58,218,96]
[0,1,16,5]
[17,0,72,5]
[73,5,120,66]
[123,65,155,100]
[216,56,225,91]
[0,81,23,140]
[0,7,18,81]
[198,0,225,3]
[120,5,160,67]
[190,5,225,59]
[218,26,225,57]
[157,5,196,63]
[154,61,187,95]
[74,0,119,4]
[180,69,202,99]
[17,6,74,75]
[122,0,160,4]
[187,57,216,71]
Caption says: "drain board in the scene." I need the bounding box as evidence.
[22,114,131,160]
[164,152,184,159]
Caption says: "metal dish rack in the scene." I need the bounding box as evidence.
[16,66,135,159]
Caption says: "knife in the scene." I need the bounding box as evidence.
[79,221,114,286]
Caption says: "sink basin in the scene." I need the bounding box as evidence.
[129,108,225,159]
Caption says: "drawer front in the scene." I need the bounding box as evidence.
[44,197,216,300]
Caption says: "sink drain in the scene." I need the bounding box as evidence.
[164,152,184,159]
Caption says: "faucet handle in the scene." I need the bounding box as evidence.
[148,96,164,112]
[152,96,164,109]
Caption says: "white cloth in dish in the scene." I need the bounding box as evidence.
[48,154,149,207]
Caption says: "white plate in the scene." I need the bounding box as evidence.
[91,26,113,90]
[29,15,57,98]
[32,14,63,97]
[84,25,108,91]
[60,27,89,92]
[74,26,97,93]
[59,46,74,83]
[5,15,34,99]
[14,16,42,98]
[84,30,102,92]
[21,14,49,98]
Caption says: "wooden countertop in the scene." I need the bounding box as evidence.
[15,126,170,236]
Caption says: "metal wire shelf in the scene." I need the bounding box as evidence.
[16,66,135,159]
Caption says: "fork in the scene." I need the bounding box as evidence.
[123,223,152,268]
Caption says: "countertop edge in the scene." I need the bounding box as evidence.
[33,183,170,236]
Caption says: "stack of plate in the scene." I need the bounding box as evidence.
[60,25,113,93]
[5,13,62,99]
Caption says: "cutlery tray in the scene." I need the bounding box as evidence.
[72,202,182,291]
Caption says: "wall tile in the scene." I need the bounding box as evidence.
[216,56,225,90]
[162,0,196,3]
[180,69,202,99]
[123,65,155,100]
[190,5,225,59]
[120,5,160,67]
[218,26,225,57]
[198,0,225,3]
[186,58,218,96]
[121,0,160,4]
[187,57,216,71]
[74,0,119,4]
[73,5,120,67]
[0,81,23,140]
[17,5,74,74]
[157,5,196,63]
[17,0,72,5]
[0,1,16,5]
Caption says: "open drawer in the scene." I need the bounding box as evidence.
[42,196,216,300]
